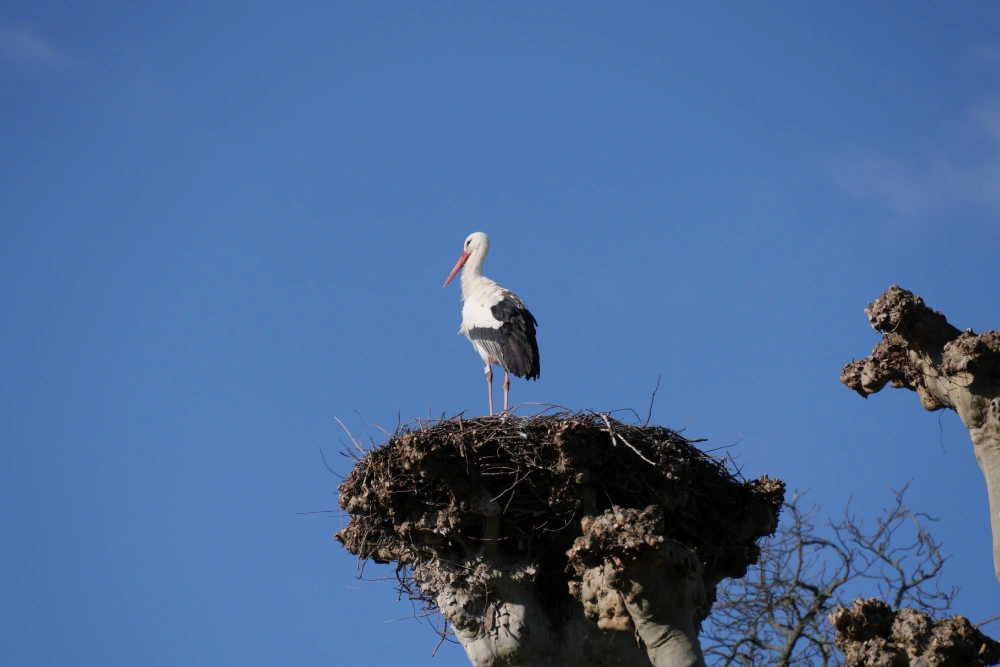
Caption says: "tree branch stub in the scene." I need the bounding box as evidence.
[840,285,1000,583]
[830,598,1000,667]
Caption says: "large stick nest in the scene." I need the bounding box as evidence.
[336,411,784,626]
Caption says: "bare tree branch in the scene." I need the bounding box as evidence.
[701,485,958,667]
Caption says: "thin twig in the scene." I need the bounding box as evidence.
[317,446,343,478]
[645,374,662,426]
[430,621,449,656]
[616,432,656,466]
[975,614,1000,629]
[595,412,656,465]
[334,416,365,455]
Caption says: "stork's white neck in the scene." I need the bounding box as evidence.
[459,250,489,301]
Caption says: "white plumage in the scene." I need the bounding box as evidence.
[443,232,540,416]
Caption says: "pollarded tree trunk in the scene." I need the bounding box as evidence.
[335,413,785,666]
[830,598,1000,666]
[841,285,1000,583]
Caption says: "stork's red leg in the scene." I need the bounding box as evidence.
[485,359,494,416]
[503,370,510,413]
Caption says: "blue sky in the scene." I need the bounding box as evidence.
[2,3,999,665]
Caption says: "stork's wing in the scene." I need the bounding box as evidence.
[467,291,539,380]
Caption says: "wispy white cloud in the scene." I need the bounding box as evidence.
[834,93,1000,219]
[0,25,65,66]
[975,45,1000,69]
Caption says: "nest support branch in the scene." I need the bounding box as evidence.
[335,412,785,667]
[841,285,1000,583]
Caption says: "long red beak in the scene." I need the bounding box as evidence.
[442,252,470,287]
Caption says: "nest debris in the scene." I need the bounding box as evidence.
[335,410,784,635]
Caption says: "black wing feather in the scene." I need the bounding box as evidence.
[467,293,540,380]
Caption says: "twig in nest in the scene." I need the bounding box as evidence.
[596,412,656,466]
[366,421,394,438]
[645,374,662,426]
[596,412,618,447]
[509,402,578,416]
[607,407,643,423]
[317,446,343,478]
[616,432,656,466]
[334,416,365,456]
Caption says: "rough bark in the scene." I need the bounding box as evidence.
[830,598,1000,667]
[841,285,1000,583]
[566,507,708,666]
[335,413,785,666]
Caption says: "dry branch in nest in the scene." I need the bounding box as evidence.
[335,411,784,666]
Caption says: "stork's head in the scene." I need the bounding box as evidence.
[443,232,490,287]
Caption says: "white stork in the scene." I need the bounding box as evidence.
[442,232,540,416]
